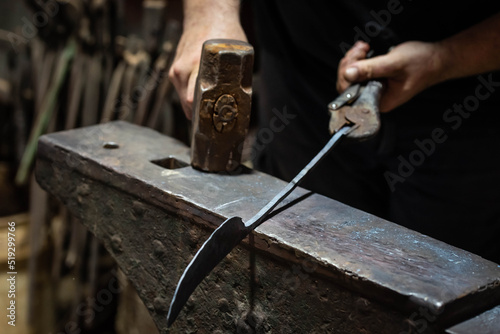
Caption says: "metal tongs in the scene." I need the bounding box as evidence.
[328,80,383,140]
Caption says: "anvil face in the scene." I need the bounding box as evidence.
[35,121,500,333]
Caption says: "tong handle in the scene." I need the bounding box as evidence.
[328,80,383,140]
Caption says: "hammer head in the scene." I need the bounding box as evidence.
[191,39,254,172]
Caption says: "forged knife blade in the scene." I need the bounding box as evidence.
[167,125,352,327]
[166,79,383,327]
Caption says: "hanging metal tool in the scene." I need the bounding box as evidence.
[166,77,384,327]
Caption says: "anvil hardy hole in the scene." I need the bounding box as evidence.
[151,157,189,170]
[103,141,120,149]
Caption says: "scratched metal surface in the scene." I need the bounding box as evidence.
[446,305,500,334]
[36,121,500,328]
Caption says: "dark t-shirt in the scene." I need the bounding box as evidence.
[251,1,500,262]
[253,0,500,136]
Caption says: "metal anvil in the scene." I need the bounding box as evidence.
[35,121,500,333]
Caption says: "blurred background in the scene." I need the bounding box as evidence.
[0,1,193,333]
[0,1,258,332]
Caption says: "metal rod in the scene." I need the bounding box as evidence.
[245,125,352,229]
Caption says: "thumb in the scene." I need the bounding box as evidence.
[184,67,199,120]
[344,55,396,82]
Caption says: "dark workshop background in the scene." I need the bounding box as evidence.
[0,1,234,333]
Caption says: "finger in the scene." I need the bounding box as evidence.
[347,40,370,56]
[343,41,370,62]
[337,63,355,93]
[344,55,399,83]
[169,65,188,119]
[353,40,370,50]
[336,75,350,93]
[184,67,199,120]
[337,42,370,92]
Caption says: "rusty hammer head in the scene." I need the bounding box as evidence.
[190,39,254,172]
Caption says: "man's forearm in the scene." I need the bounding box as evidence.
[183,0,241,31]
[439,12,500,81]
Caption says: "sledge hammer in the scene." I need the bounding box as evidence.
[190,39,254,172]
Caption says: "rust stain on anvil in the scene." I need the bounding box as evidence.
[35,121,500,332]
